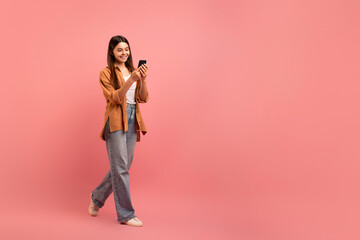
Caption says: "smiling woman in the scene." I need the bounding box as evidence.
[88,35,149,228]
[116,44,129,63]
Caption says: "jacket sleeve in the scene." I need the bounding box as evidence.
[136,92,149,103]
[99,70,123,105]
[135,80,149,103]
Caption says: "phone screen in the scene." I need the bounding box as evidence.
[138,60,147,68]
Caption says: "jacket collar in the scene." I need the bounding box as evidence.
[112,66,125,85]
[112,65,138,86]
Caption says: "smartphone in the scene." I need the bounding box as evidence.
[138,60,147,68]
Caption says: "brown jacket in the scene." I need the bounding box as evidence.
[99,66,149,142]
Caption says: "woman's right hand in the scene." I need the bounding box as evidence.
[130,69,141,83]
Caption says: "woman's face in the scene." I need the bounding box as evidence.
[113,42,130,64]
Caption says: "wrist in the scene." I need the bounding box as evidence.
[129,76,137,83]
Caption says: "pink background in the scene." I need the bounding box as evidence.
[1,0,359,239]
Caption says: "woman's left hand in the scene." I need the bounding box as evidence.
[139,64,148,81]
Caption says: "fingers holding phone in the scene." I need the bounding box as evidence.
[137,60,148,80]
[139,64,148,79]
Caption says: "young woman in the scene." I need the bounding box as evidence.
[88,35,149,227]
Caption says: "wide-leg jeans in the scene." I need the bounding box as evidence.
[91,103,138,222]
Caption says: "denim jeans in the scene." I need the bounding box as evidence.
[91,103,138,222]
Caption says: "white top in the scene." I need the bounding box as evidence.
[124,75,136,104]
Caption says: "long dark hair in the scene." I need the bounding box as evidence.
[107,35,135,90]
